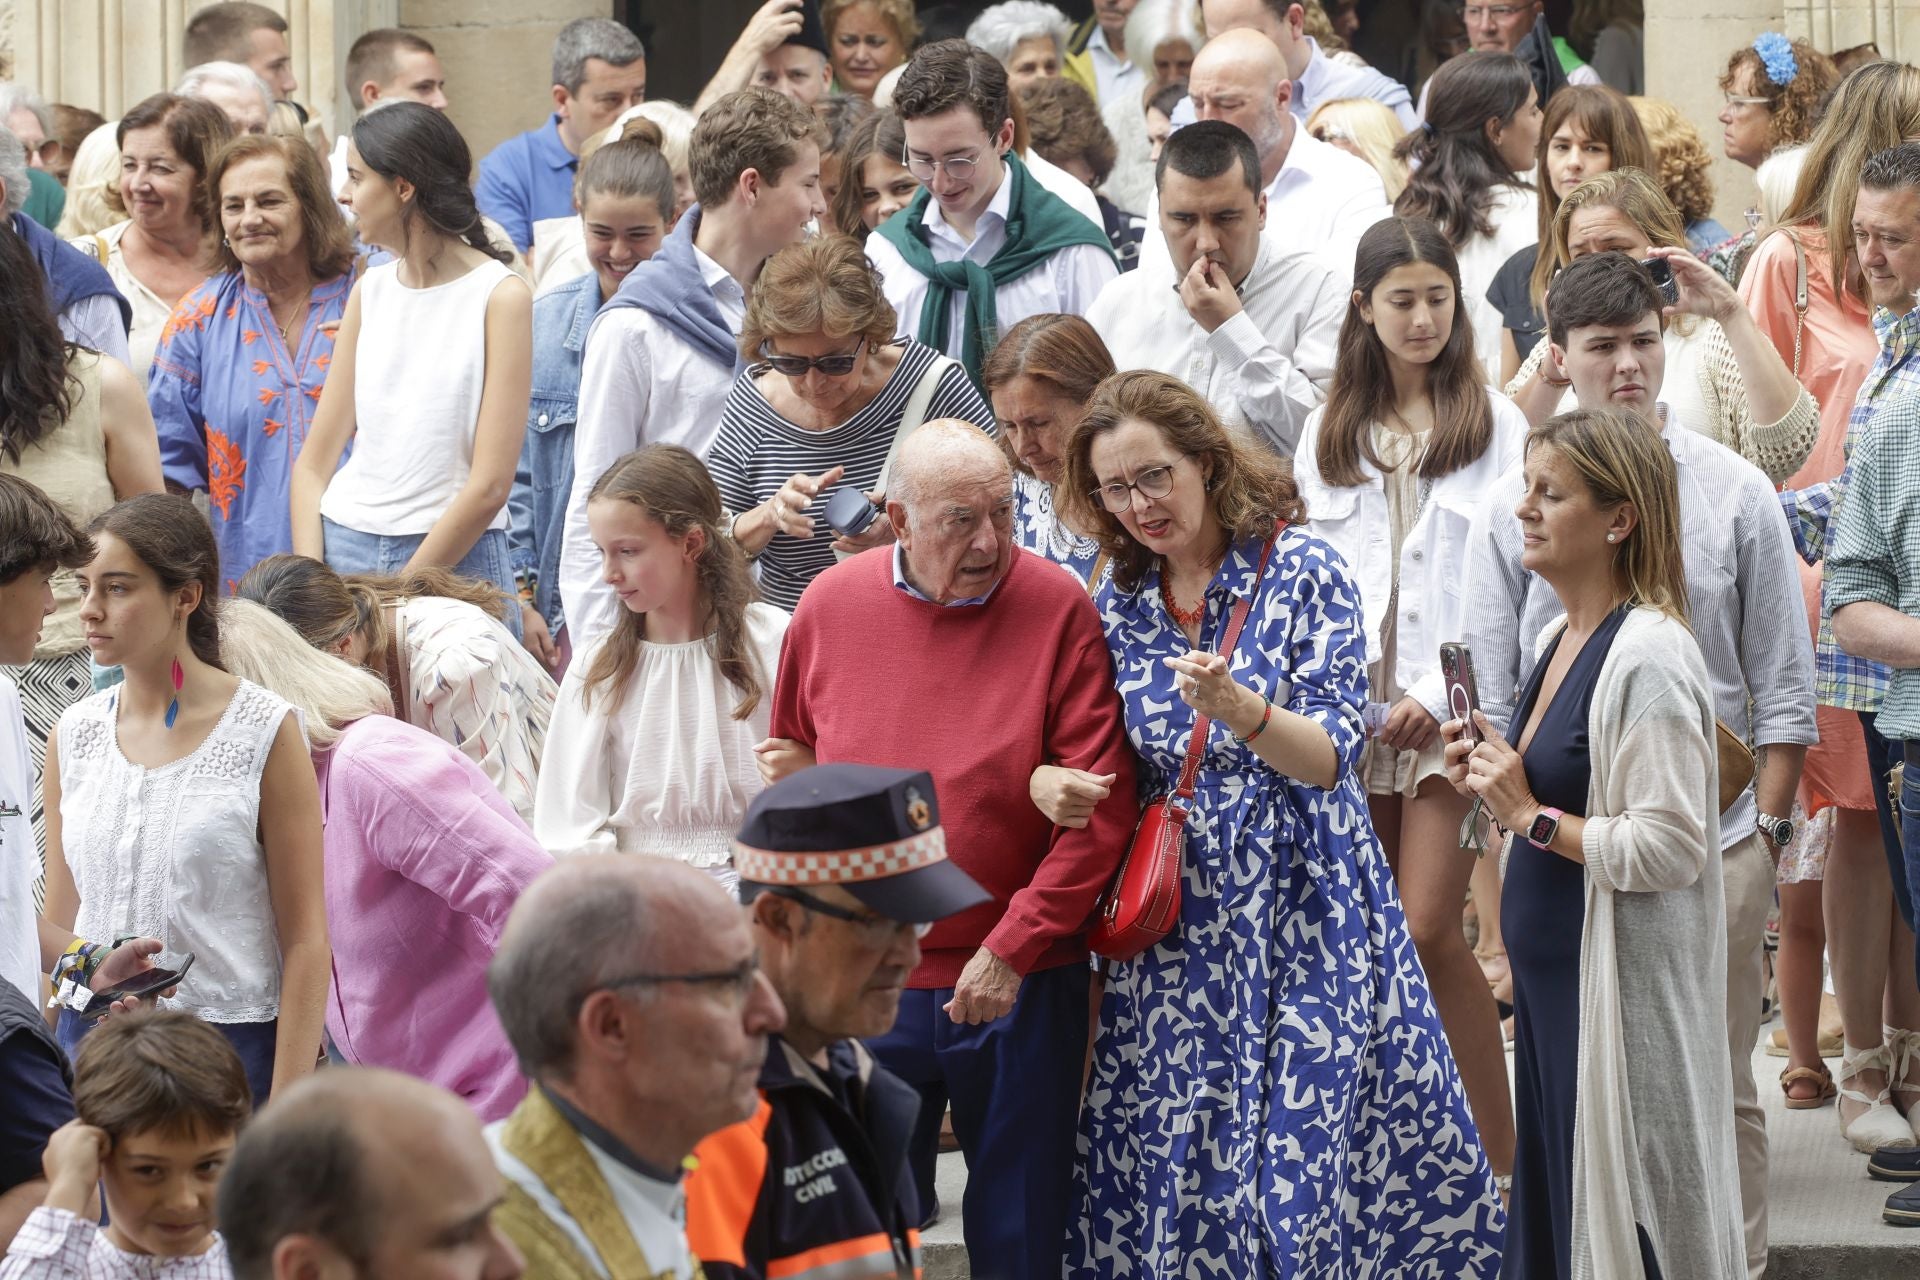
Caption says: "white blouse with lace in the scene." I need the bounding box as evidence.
[55,680,293,1023]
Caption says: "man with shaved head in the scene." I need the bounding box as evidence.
[483,855,788,1278]
[757,421,1137,1280]
[1199,0,1416,127]
[1141,26,1389,279]
[218,1067,525,1280]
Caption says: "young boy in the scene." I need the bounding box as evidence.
[0,1009,250,1276]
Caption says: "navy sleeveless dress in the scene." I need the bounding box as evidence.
[1499,605,1633,1280]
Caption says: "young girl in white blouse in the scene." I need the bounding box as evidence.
[41,494,328,1108]
[535,445,786,888]
[1292,214,1529,1199]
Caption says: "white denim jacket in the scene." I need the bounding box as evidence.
[1293,389,1530,721]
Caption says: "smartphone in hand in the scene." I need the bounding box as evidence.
[78,953,194,1022]
[1439,643,1483,745]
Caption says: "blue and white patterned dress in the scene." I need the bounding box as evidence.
[1070,524,1503,1278]
[1013,472,1106,585]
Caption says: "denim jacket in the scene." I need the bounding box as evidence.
[509,271,601,633]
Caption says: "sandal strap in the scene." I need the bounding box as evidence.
[1838,1042,1894,1106]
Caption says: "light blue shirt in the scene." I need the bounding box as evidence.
[1170,39,1418,131]
[891,543,999,607]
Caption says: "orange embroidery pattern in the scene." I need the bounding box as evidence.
[251,359,272,376]
[263,418,284,437]
[241,330,261,346]
[158,290,218,349]
[207,427,246,520]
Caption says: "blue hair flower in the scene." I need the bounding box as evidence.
[1753,32,1798,86]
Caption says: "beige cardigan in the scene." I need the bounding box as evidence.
[1537,607,1744,1280]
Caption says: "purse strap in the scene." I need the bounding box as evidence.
[1781,229,1809,379]
[1171,528,1279,803]
[874,352,958,498]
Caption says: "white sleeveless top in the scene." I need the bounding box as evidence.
[55,680,293,1023]
[321,257,516,537]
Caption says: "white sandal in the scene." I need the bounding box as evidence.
[1839,1041,1918,1154]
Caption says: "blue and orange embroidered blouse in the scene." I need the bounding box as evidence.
[149,270,353,589]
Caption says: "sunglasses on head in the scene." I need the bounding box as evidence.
[759,336,867,377]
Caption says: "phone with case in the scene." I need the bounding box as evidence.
[1439,643,1483,745]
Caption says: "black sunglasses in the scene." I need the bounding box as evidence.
[760,336,867,377]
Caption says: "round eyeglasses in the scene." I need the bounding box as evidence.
[1091,460,1182,514]
[901,146,982,184]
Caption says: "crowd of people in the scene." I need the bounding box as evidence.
[4,1,1920,1278]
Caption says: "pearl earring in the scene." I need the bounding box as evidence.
[1606,533,1617,542]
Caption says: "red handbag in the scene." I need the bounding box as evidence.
[1089,531,1276,962]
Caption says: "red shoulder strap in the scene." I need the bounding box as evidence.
[1171,528,1279,801]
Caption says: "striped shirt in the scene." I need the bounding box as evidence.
[708,340,995,611]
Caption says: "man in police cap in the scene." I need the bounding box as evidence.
[685,764,989,1280]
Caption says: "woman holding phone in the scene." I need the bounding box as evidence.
[1443,408,1742,1278]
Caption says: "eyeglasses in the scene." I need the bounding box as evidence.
[1460,4,1527,20]
[1090,459,1183,514]
[901,146,982,183]
[21,138,61,164]
[1723,94,1771,109]
[596,957,764,1007]
[768,887,933,944]
[759,336,866,377]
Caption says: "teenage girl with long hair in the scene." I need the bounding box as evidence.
[534,446,786,889]
[1393,51,1541,378]
[1293,214,1529,1195]
[42,494,328,1107]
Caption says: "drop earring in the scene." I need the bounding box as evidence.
[165,657,183,729]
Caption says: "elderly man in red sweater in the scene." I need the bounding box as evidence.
[757,418,1137,1280]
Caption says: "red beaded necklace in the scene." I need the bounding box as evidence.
[1161,564,1206,629]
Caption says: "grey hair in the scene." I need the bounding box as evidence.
[552,17,647,95]
[889,420,1011,519]
[1861,141,1920,199]
[0,82,54,138]
[966,1,1074,67]
[218,599,392,751]
[488,865,652,1081]
[1124,0,1209,81]
[174,60,274,114]
[0,128,27,216]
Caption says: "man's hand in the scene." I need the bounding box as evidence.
[1029,765,1118,829]
[944,947,1021,1025]
[1177,256,1243,333]
[753,737,816,785]
[40,1122,108,1216]
[739,0,807,57]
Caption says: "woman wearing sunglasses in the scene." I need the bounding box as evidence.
[707,235,995,612]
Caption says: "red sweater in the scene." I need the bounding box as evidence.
[772,548,1138,987]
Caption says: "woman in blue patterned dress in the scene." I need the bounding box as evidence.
[149,134,356,590]
[1061,370,1502,1278]
[980,313,1109,586]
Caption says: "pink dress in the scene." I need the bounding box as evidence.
[1739,228,1878,812]
[315,714,551,1119]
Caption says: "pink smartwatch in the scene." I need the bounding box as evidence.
[1527,806,1564,849]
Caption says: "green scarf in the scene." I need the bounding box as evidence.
[874,151,1115,387]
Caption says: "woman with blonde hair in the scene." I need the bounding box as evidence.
[52,121,121,239]
[1507,168,1817,483]
[534,446,784,888]
[235,555,556,825]
[1630,96,1732,251]
[1063,370,1500,1276]
[1305,97,1410,202]
[823,0,918,100]
[1487,83,1652,379]
[1747,58,1920,1148]
[706,235,992,611]
[218,597,547,1121]
[1444,406,1742,1279]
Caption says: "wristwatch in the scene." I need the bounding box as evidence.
[1526,806,1564,849]
[1757,811,1795,848]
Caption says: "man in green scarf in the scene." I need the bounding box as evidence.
[866,39,1116,388]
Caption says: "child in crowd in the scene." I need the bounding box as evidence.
[535,445,786,890]
[0,1009,249,1277]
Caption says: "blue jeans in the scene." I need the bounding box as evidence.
[60,1008,278,1107]
[321,518,523,640]
[1893,755,1920,997]
[1864,712,1916,932]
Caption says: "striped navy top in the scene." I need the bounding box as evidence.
[708,338,997,611]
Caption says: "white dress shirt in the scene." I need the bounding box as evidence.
[1025,148,1107,230]
[863,163,1117,363]
[1296,38,1419,130]
[0,675,35,1006]
[560,247,746,647]
[1460,406,1817,848]
[1138,123,1390,281]
[1085,26,1146,109]
[1086,237,1347,454]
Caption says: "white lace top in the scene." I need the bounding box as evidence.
[55,680,293,1023]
